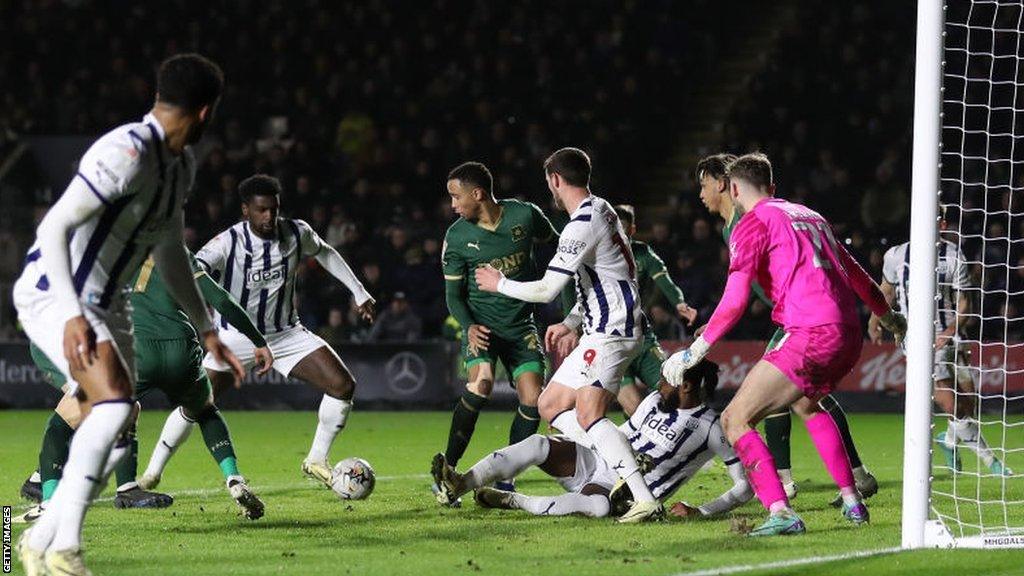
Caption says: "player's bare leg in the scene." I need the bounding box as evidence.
[721,360,806,536]
[24,342,134,576]
[616,383,645,416]
[291,346,356,487]
[933,376,1009,475]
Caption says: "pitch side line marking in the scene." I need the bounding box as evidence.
[671,546,903,576]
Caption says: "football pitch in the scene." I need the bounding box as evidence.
[2,410,1021,576]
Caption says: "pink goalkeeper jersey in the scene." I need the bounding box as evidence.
[704,198,888,344]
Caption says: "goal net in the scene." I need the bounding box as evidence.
[906,0,1024,549]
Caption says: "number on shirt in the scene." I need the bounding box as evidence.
[791,221,843,271]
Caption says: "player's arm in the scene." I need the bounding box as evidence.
[545,301,583,356]
[41,135,144,368]
[195,265,273,374]
[937,252,973,349]
[477,220,588,303]
[676,424,753,518]
[442,236,491,353]
[837,239,906,340]
[645,244,697,325]
[867,279,896,344]
[299,220,375,321]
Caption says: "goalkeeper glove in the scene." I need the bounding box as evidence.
[879,310,908,345]
[662,335,710,387]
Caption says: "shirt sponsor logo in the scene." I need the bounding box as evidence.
[487,252,527,275]
[558,239,587,256]
[247,266,286,288]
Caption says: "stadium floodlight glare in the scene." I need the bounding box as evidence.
[904,0,1024,549]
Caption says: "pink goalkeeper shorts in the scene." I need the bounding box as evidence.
[763,323,863,400]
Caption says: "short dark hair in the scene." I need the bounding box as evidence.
[695,153,737,183]
[684,359,720,403]
[726,153,773,190]
[614,204,635,228]
[544,147,591,187]
[239,174,282,203]
[447,162,493,197]
[156,53,224,111]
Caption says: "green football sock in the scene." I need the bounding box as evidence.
[445,391,488,467]
[197,407,239,479]
[39,412,75,502]
[113,424,139,488]
[763,410,793,471]
[509,404,541,445]
[819,394,863,469]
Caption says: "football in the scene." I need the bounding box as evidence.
[331,457,376,500]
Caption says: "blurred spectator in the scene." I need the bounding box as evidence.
[317,307,350,350]
[368,292,423,342]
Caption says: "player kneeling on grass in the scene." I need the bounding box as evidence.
[432,359,752,519]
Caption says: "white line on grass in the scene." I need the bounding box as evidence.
[671,546,903,576]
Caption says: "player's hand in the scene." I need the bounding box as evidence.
[662,336,710,386]
[357,298,376,323]
[669,501,702,519]
[63,315,98,372]
[676,303,698,326]
[867,314,884,345]
[474,265,503,293]
[253,346,274,375]
[202,330,245,388]
[879,310,907,346]
[544,323,572,353]
[556,330,579,358]
[467,324,491,354]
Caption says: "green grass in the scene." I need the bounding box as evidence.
[2,410,1022,575]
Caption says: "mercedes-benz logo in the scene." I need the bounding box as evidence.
[385,352,427,395]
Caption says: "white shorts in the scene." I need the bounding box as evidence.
[203,324,331,377]
[556,441,618,494]
[550,333,642,394]
[13,277,135,394]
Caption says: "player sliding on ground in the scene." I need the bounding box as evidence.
[872,207,1012,476]
[14,53,244,576]
[432,360,752,519]
[142,174,376,491]
[695,153,878,506]
[663,153,907,537]
[434,161,559,501]
[474,147,662,523]
[16,251,272,524]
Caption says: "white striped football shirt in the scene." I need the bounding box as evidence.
[620,392,738,500]
[882,239,969,337]
[547,195,645,338]
[196,218,327,334]
[20,113,195,310]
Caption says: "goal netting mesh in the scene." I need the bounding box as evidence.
[929,0,1024,547]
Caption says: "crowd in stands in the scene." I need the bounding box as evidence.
[1,1,1019,344]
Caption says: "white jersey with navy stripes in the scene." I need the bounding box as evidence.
[548,195,644,338]
[620,392,738,501]
[18,113,194,312]
[882,239,969,338]
[196,219,326,335]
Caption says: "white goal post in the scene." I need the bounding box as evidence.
[903,0,1024,549]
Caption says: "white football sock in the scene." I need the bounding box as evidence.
[307,396,352,463]
[463,435,550,495]
[852,465,872,485]
[778,468,794,486]
[49,400,132,551]
[144,407,195,480]
[586,417,655,503]
[952,418,996,466]
[550,409,593,449]
[511,493,610,517]
[29,470,41,483]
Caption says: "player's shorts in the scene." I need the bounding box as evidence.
[763,323,862,400]
[14,280,135,395]
[551,332,642,394]
[462,323,545,382]
[933,340,972,384]
[553,439,618,494]
[203,324,331,377]
[135,338,211,414]
[765,326,786,354]
[621,330,665,391]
